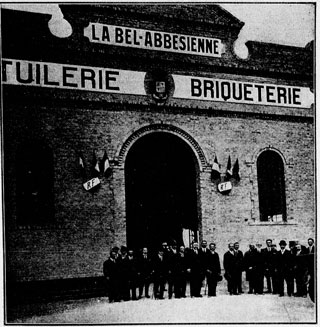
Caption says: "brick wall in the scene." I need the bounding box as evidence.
[4,95,314,281]
[2,6,314,283]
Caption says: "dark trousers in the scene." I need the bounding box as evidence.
[308,272,315,302]
[167,273,174,299]
[153,275,165,299]
[226,271,237,295]
[295,270,308,296]
[207,274,218,296]
[253,270,264,294]
[119,279,130,301]
[139,276,150,298]
[107,278,120,302]
[278,272,294,296]
[235,270,243,293]
[190,272,203,297]
[129,280,137,300]
[264,269,277,293]
[174,273,187,298]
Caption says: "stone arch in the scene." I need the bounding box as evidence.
[116,124,209,171]
[252,146,288,166]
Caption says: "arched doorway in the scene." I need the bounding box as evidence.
[257,150,287,222]
[125,132,199,250]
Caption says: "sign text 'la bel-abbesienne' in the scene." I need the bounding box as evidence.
[2,59,313,108]
[83,23,224,58]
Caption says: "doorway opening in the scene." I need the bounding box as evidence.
[125,132,199,250]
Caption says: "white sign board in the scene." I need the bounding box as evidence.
[218,181,232,193]
[2,59,313,108]
[83,177,101,191]
[84,23,224,58]
[173,74,314,108]
[2,59,145,95]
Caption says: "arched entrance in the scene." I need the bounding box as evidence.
[125,132,199,250]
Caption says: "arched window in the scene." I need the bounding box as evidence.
[257,150,287,222]
[16,142,54,225]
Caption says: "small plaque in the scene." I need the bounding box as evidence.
[83,177,101,191]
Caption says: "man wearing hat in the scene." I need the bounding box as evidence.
[262,239,277,294]
[167,240,178,299]
[253,243,264,294]
[118,246,130,301]
[152,248,168,299]
[275,240,294,297]
[103,248,121,302]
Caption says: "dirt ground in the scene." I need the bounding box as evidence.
[7,279,316,324]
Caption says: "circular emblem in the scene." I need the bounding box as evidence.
[144,70,175,104]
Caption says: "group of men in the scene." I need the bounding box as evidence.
[224,238,315,301]
[103,238,315,303]
[103,240,221,302]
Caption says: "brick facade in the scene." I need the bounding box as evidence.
[2,5,314,284]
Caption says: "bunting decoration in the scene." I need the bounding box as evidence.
[226,155,233,180]
[232,158,240,182]
[101,150,111,174]
[93,150,100,176]
[79,152,86,177]
[211,155,221,181]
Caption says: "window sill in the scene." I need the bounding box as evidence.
[248,221,297,226]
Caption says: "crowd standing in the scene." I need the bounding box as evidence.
[103,238,315,303]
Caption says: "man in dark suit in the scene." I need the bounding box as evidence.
[207,242,221,297]
[234,242,244,294]
[223,243,237,295]
[127,249,138,300]
[293,243,308,297]
[306,238,315,302]
[103,248,121,303]
[189,242,203,297]
[167,241,178,299]
[275,240,294,297]
[253,243,265,294]
[198,240,210,296]
[137,247,152,299]
[243,244,256,294]
[262,239,277,293]
[173,245,188,298]
[307,238,315,254]
[152,248,168,299]
[117,246,130,301]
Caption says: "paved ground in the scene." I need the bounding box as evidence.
[8,280,316,324]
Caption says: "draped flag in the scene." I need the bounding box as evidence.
[233,158,240,182]
[101,150,110,174]
[226,155,233,180]
[79,152,86,177]
[211,155,221,181]
[93,150,100,175]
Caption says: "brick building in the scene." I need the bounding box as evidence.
[2,5,314,298]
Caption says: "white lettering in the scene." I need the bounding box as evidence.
[2,58,146,96]
[174,74,312,108]
[83,23,223,58]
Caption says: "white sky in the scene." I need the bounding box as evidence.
[221,4,314,46]
[1,3,315,57]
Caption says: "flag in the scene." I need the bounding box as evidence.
[233,158,241,182]
[211,155,221,181]
[79,152,85,177]
[226,155,233,180]
[93,150,100,175]
[101,150,110,174]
